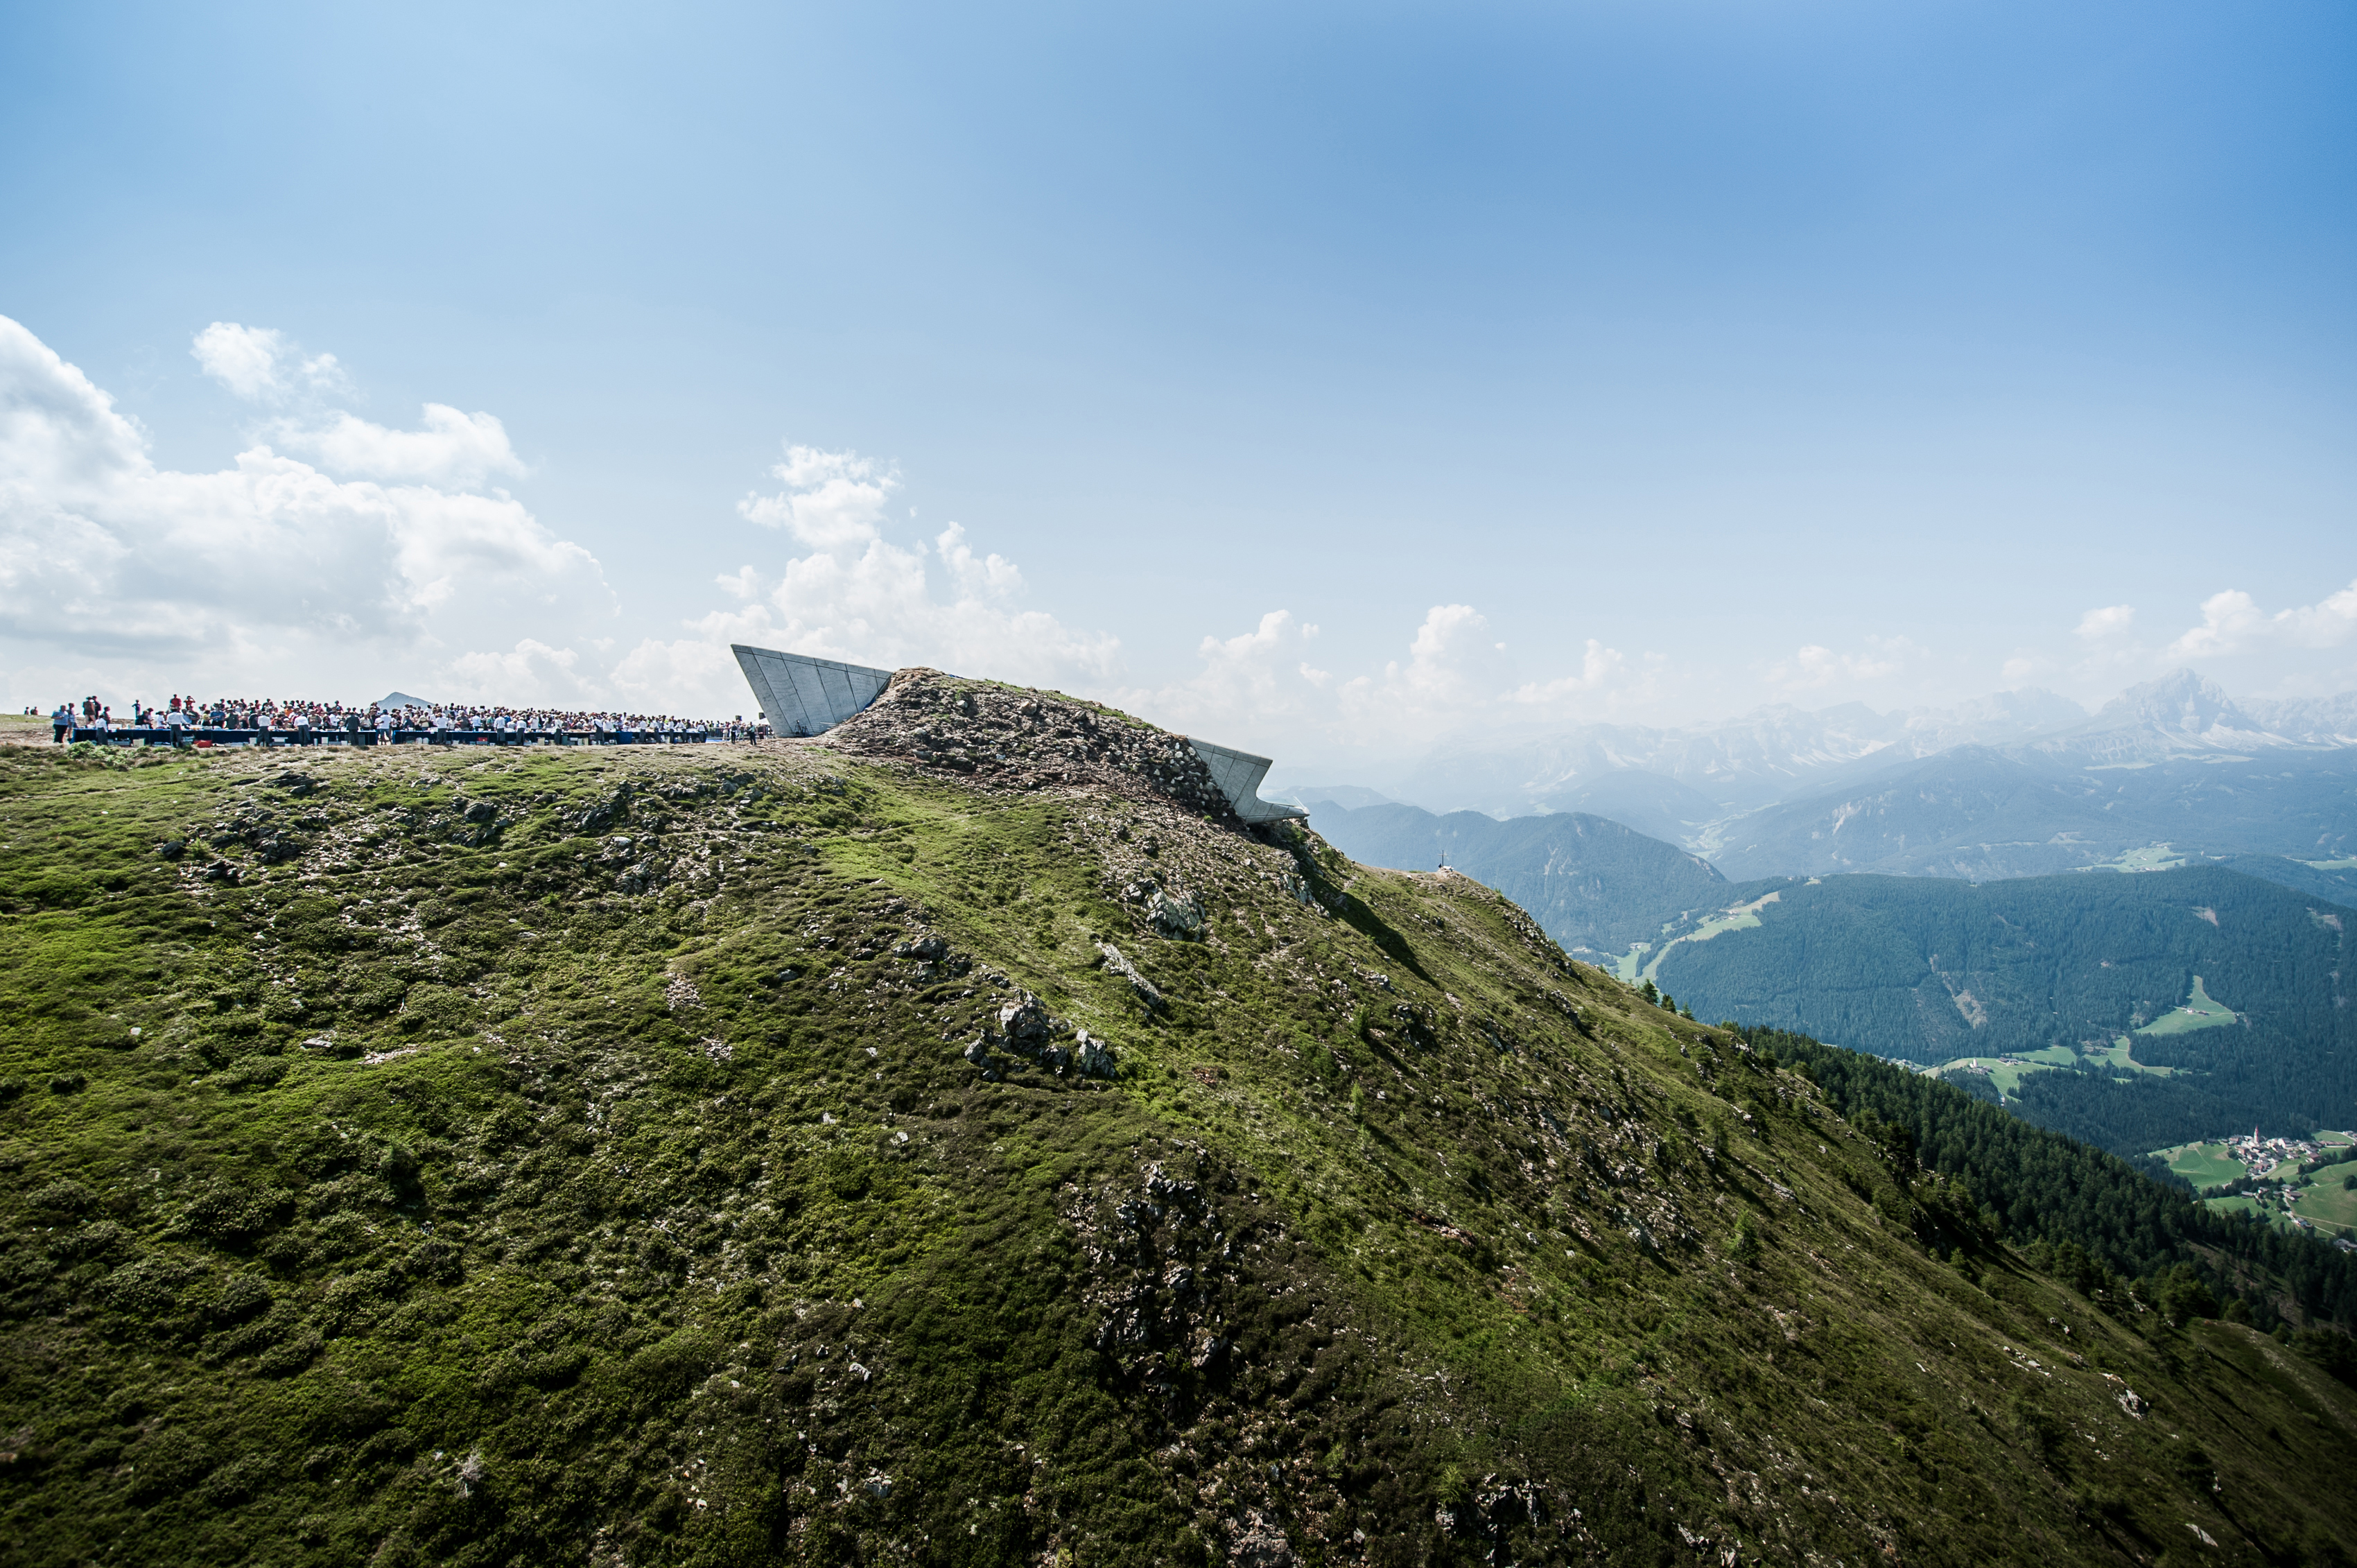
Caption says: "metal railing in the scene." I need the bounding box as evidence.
[59,726,759,748]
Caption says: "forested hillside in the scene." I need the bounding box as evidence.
[3,684,2355,1567]
[1652,865,2356,1151]
[1737,1027,2357,1333]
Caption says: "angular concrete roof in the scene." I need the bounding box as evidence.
[1188,738,1308,823]
[732,646,893,736]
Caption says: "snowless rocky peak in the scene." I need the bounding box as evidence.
[2087,669,2272,744]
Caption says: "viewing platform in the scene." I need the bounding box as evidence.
[57,726,752,749]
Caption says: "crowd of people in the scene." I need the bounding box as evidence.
[46,694,767,747]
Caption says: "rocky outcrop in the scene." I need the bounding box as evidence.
[961,991,1120,1081]
[1147,888,1206,939]
[823,669,1240,819]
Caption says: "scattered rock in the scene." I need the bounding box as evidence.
[1098,943,1163,1011]
[574,783,634,835]
[824,668,1240,817]
[1149,889,1206,939]
[1228,1510,1296,1568]
[998,995,1050,1042]
[1076,1029,1118,1079]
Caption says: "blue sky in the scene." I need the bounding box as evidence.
[3,0,2353,760]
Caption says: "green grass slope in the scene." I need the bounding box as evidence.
[1,682,2353,1567]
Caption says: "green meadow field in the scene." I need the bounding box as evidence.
[2161,1141,2247,1192]
[2136,973,2239,1037]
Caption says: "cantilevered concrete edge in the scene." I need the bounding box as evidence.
[731,644,1307,821]
[1188,739,1309,824]
[732,645,894,737]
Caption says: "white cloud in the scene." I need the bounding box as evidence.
[272,404,525,489]
[1117,610,1327,744]
[610,624,757,717]
[1125,603,1649,757]
[737,444,897,550]
[1339,604,1513,722]
[1511,638,1628,706]
[2166,590,2265,659]
[446,638,594,706]
[615,445,1121,719]
[2266,578,2357,649]
[191,322,347,403]
[0,314,606,693]
[2161,580,2357,661]
[194,322,519,487]
[1768,636,1914,690]
[2075,604,2134,641]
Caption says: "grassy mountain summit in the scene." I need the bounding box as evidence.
[2,681,2354,1567]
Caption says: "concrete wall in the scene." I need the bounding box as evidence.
[732,647,893,736]
[1188,739,1309,824]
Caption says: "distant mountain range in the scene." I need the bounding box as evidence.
[1708,744,2357,880]
[1346,685,2091,820]
[1299,802,1728,957]
[1287,670,2357,880]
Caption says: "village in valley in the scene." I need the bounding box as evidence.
[2155,1127,2357,1247]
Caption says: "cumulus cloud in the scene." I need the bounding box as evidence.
[2075,604,2134,641]
[2166,591,2265,659]
[2165,579,2357,658]
[738,445,898,550]
[1113,610,1328,746]
[191,322,348,403]
[0,315,605,691]
[1126,602,1649,756]
[1511,639,1627,706]
[272,405,525,489]
[1767,636,1915,690]
[194,321,522,487]
[2277,579,2357,647]
[1337,604,1514,724]
[446,638,597,706]
[614,444,1120,719]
